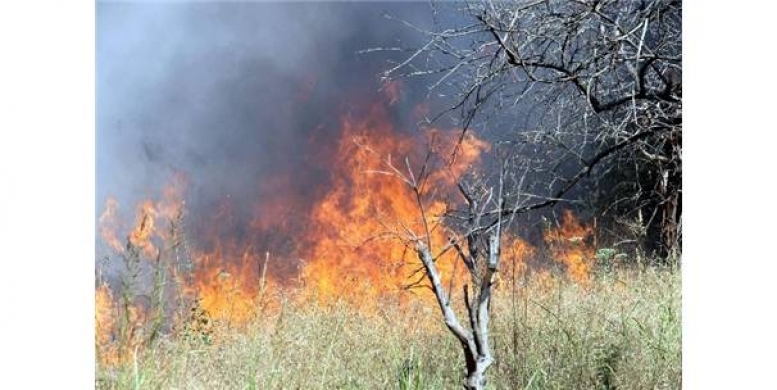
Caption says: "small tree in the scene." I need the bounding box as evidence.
[370,140,535,389]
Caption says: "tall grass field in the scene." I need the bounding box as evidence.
[96,266,680,389]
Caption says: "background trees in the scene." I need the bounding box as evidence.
[371,2,681,386]
[382,0,682,259]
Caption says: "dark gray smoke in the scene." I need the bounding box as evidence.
[97,2,440,256]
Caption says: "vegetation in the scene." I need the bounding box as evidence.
[381,0,682,258]
[96,265,680,389]
[373,1,683,381]
[95,3,683,388]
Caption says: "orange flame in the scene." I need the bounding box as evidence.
[95,282,149,367]
[299,103,488,309]
[98,172,188,257]
[98,96,613,348]
[95,282,118,365]
[96,123,601,354]
[96,175,189,364]
[190,243,265,326]
[99,197,123,252]
[95,102,494,333]
[129,200,158,258]
[543,210,595,283]
[500,235,535,286]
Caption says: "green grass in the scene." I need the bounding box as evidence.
[96,266,680,389]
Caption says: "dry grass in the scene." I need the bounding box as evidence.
[96,266,680,389]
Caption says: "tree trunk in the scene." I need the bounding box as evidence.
[658,133,681,259]
[464,357,493,390]
[416,239,497,390]
[661,189,680,258]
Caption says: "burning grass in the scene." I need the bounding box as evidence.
[95,100,679,388]
[95,266,680,389]
[94,156,681,388]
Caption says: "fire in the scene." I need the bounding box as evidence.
[143,102,489,324]
[158,172,188,222]
[180,194,281,327]
[99,197,123,252]
[96,176,189,365]
[190,243,268,326]
[543,210,595,283]
[129,200,158,259]
[500,235,535,287]
[98,172,188,259]
[95,92,600,359]
[94,281,149,366]
[300,103,488,308]
[95,282,117,365]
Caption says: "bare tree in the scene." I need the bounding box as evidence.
[378,0,682,258]
[366,137,538,389]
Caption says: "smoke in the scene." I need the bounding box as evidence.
[97,2,439,254]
